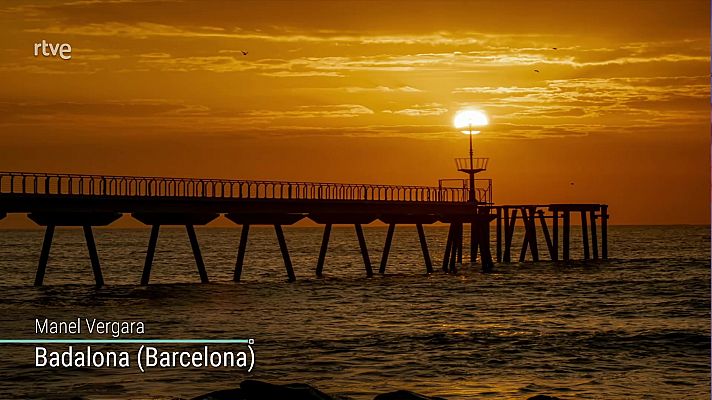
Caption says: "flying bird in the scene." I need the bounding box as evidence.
[552,47,558,50]
[570,182,575,186]
[534,69,540,73]
[241,51,248,55]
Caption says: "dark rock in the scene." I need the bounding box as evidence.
[240,380,337,400]
[526,396,562,400]
[190,388,246,400]
[191,381,445,400]
[374,390,447,400]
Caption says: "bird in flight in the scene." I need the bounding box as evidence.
[534,69,540,73]
[552,47,558,50]
[241,50,248,55]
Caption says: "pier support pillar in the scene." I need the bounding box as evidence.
[563,211,570,261]
[538,210,554,260]
[186,224,209,283]
[529,207,539,262]
[234,224,250,281]
[496,208,502,262]
[478,220,494,273]
[379,223,396,274]
[83,225,104,287]
[552,211,559,261]
[580,211,590,260]
[442,224,454,272]
[354,224,373,277]
[274,224,296,282]
[519,208,530,262]
[316,224,331,277]
[601,205,608,259]
[503,209,517,263]
[590,210,599,260]
[34,224,55,286]
[449,223,460,273]
[141,224,160,285]
[469,222,478,265]
[416,224,433,274]
[456,223,463,265]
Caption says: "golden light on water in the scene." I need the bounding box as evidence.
[453,110,489,134]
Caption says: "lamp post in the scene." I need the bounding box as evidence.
[453,110,489,204]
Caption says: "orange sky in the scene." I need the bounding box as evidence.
[0,0,709,225]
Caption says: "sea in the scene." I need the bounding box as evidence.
[0,225,708,399]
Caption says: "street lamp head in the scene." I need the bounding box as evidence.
[453,109,488,134]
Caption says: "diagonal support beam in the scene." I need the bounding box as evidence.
[537,211,554,260]
[83,225,104,287]
[379,223,396,274]
[316,224,331,277]
[141,224,160,285]
[274,224,296,282]
[416,224,433,274]
[234,224,250,281]
[355,224,373,277]
[186,224,209,283]
[34,224,55,286]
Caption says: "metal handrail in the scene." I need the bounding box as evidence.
[0,171,485,203]
[454,157,489,171]
[438,178,493,204]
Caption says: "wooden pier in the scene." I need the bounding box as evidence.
[0,172,608,286]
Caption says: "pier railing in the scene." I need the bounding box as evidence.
[438,178,492,205]
[0,172,492,203]
[454,157,488,172]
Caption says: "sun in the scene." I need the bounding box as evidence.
[453,110,489,134]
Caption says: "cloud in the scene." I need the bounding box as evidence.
[260,71,344,78]
[344,86,422,93]
[244,104,374,119]
[453,86,550,94]
[24,22,551,46]
[384,103,449,117]
[453,75,708,124]
[137,55,253,72]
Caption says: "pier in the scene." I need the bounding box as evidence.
[0,171,608,286]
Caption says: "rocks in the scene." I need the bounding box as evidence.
[374,390,448,400]
[192,388,246,400]
[190,380,342,400]
[191,380,561,400]
[240,380,337,400]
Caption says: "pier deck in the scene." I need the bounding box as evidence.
[0,172,607,286]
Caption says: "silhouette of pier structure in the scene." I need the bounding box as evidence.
[0,170,608,286]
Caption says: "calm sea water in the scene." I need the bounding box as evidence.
[0,225,708,399]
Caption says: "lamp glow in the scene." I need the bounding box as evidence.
[453,110,488,134]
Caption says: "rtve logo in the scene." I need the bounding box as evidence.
[33,40,72,60]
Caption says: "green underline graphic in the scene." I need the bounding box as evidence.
[0,339,252,344]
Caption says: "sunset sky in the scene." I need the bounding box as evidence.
[0,0,708,225]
